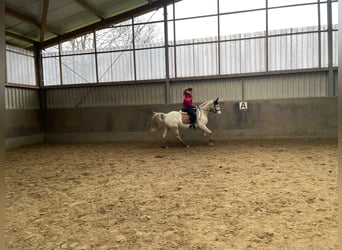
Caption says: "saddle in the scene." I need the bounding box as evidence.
[180,111,190,124]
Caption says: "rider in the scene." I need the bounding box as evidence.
[182,87,197,129]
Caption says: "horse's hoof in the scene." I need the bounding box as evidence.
[186,145,190,148]
[209,142,213,146]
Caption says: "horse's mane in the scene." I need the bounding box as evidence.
[199,99,212,108]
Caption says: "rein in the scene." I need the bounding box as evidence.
[198,100,217,113]
[197,100,218,121]
[198,100,212,112]
[199,107,214,112]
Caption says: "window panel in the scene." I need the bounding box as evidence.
[320,2,338,29]
[220,40,241,74]
[220,0,265,13]
[175,16,218,42]
[41,39,60,85]
[175,0,217,19]
[96,26,133,51]
[167,4,174,20]
[268,5,318,32]
[320,30,338,67]
[220,11,266,38]
[6,48,36,85]
[43,57,61,86]
[42,45,59,57]
[168,46,176,78]
[268,33,319,70]
[134,8,164,23]
[269,0,316,8]
[220,38,265,74]
[61,54,96,84]
[134,22,164,49]
[61,33,95,55]
[176,43,218,77]
[136,48,165,80]
[167,20,175,44]
[97,51,134,82]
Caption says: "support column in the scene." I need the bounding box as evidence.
[265,0,269,72]
[0,0,5,247]
[0,0,5,145]
[338,0,342,248]
[327,0,334,96]
[34,45,47,134]
[164,2,170,104]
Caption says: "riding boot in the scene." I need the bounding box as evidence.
[189,124,196,130]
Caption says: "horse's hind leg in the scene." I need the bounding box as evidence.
[171,127,189,148]
[207,132,213,146]
[162,127,169,148]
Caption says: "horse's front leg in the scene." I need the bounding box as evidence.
[198,125,213,146]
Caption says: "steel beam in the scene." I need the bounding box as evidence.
[164,3,170,104]
[0,1,5,245]
[338,0,342,248]
[34,45,47,134]
[40,0,50,43]
[327,0,334,96]
[6,30,37,44]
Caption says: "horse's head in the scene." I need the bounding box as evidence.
[213,97,221,114]
[199,98,222,114]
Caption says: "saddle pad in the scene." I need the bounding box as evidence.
[181,112,190,124]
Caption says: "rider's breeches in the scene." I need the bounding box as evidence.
[183,108,196,124]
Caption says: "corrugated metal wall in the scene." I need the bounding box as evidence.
[43,71,335,108]
[171,71,333,102]
[5,87,40,110]
[243,72,328,100]
[5,66,336,110]
[170,78,243,103]
[46,83,165,108]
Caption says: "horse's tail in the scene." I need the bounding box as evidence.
[150,112,165,132]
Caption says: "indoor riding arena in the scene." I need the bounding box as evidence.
[2,0,340,250]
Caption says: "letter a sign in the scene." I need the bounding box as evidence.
[239,102,248,110]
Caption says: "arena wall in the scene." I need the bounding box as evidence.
[5,71,338,148]
[5,109,44,148]
[43,97,337,143]
[5,87,43,148]
[5,95,337,148]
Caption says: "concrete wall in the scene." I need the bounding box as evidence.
[5,109,44,148]
[4,86,43,148]
[216,97,337,139]
[44,97,337,143]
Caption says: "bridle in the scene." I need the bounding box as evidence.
[213,104,221,113]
